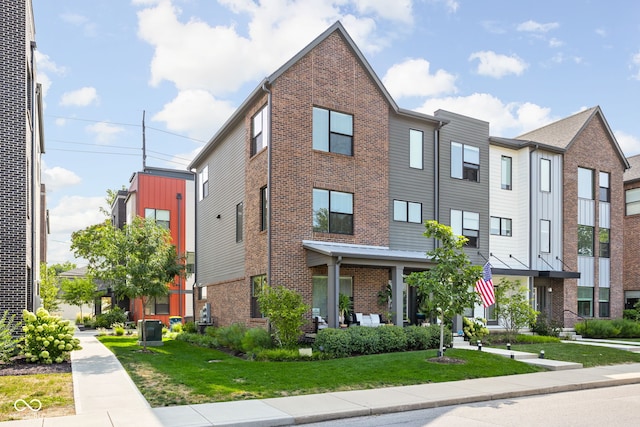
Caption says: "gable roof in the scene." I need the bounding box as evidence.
[624,154,640,183]
[189,21,443,169]
[516,106,629,169]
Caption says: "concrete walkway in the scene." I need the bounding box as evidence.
[3,332,640,426]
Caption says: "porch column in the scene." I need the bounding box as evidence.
[391,265,404,326]
[327,257,341,328]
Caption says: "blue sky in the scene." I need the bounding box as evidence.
[33,0,640,264]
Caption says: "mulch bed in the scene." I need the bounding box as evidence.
[0,358,72,376]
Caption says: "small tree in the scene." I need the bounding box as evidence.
[60,276,96,322]
[494,278,539,342]
[405,220,482,357]
[40,263,61,313]
[257,285,310,348]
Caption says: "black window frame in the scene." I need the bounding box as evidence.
[490,216,512,236]
[578,225,594,256]
[312,106,354,156]
[260,186,268,231]
[599,171,610,202]
[393,200,422,223]
[501,155,512,190]
[313,188,354,235]
[451,142,480,182]
[599,227,610,258]
[236,202,243,242]
[145,208,170,229]
[251,105,268,157]
[250,274,267,318]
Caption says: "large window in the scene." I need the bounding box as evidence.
[599,228,610,258]
[251,105,269,156]
[145,208,170,229]
[393,200,422,223]
[451,209,479,247]
[260,186,268,231]
[236,202,243,242]
[145,295,169,315]
[313,107,353,156]
[312,276,353,319]
[540,219,551,253]
[578,225,594,256]
[451,142,479,181]
[599,288,610,317]
[540,159,551,192]
[501,156,512,190]
[599,171,610,202]
[313,189,353,234]
[626,188,640,215]
[490,216,512,236]
[198,165,209,201]
[578,167,594,199]
[578,286,593,317]
[251,275,267,318]
[409,129,423,169]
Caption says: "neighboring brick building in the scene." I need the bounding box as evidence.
[0,0,46,318]
[623,155,640,308]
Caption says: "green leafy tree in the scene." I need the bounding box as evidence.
[494,278,539,342]
[70,216,185,348]
[50,262,77,276]
[99,187,126,217]
[405,220,482,357]
[40,263,61,312]
[60,276,96,322]
[257,285,310,348]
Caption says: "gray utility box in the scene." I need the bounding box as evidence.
[138,319,163,346]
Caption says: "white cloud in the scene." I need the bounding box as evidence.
[353,0,413,24]
[416,93,554,137]
[469,51,528,78]
[152,89,236,142]
[595,28,607,37]
[85,121,125,144]
[615,130,640,156]
[35,52,66,100]
[631,52,640,80]
[382,58,457,99]
[60,87,99,107]
[60,13,97,37]
[42,165,81,192]
[548,38,563,48]
[481,21,506,34]
[517,20,559,33]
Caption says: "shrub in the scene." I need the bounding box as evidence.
[112,322,125,336]
[241,327,273,353]
[176,332,219,348]
[575,319,620,338]
[216,323,248,352]
[183,321,197,334]
[375,326,407,353]
[313,328,351,358]
[257,285,310,348]
[611,319,640,338]
[463,317,489,341]
[531,313,562,337]
[171,323,183,333]
[94,307,127,329]
[75,314,93,325]
[424,324,451,348]
[405,325,432,350]
[515,334,561,344]
[253,348,324,361]
[1,310,22,362]
[21,308,81,364]
[623,309,640,321]
[347,326,379,355]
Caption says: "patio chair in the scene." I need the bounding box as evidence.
[370,313,381,327]
[360,314,372,327]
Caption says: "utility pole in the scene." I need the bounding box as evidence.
[142,110,147,169]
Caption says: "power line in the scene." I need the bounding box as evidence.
[48,139,194,163]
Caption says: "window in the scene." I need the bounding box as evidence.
[145,208,170,229]
[451,209,480,247]
[577,286,593,317]
[260,186,268,231]
[198,166,209,201]
[599,228,610,258]
[236,202,243,242]
[599,288,610,318]
[501,156,512,190]
[490,216,512,236]
[451,142,479,181]
[540,219,551,253]
[393,200,422,223]
[197,285,207,300]
[251,105,269,156]
[409,129,423,169]
[312,276,353,319]
[599,172,610,202]
[578,167,594,199]
[186,252,195,275]
[144,295,169,315]
[626,188,640,215]
[313,107,353,155]
[313,189,353,234]
[578,225,594,256]
[251,275,267,318]
[540,159,551,192]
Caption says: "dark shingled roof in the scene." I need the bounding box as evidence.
[624,154,640,183]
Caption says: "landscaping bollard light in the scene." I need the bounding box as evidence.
[539,350,545,359]
[507,343,511,351]
[510,352,514,359]
[478,342,482,351]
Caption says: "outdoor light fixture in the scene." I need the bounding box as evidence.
[510,352,514,359]
[477,342,482,351]
[539,350,545,359]
[507,343,511,350]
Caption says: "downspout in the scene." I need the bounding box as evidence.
[262,82,272,286]
[190,170,198,322]
[434,120,446,234]
[530,144,538,309]
[176,192,182,319]
[30,41,37,311]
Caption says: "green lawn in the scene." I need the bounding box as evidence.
[99,337,542,407]
[0,373,74,422]
[507,342,640,367]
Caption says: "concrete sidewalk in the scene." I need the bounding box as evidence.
[3,332,640,426]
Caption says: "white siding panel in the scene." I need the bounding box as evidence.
[578,199,595,226]
[599,202,610,228]
[578,256,595,286]
[599,258,610,288]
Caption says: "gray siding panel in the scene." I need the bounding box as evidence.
[435,110,490,266]
[578,199,595,226]
[388,115,436,252]
[599,202,610,228]
[196,122,246,284]
[578,256,595,287]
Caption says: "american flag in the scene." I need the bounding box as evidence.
[475,262,495,307]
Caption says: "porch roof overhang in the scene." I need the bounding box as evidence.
[491,268,539,277]
[302,240,435,269]
[538,270,581,279]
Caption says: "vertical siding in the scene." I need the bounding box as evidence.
[531,150,563,271]
[578,256,595,286]
[435,110,490,266]
[578,199,595,226]
[600,258,610,288]
[196,122,246,283]
[599,202,610,228]
[388,115,436,251]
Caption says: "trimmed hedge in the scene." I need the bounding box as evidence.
[575,319,640,338]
